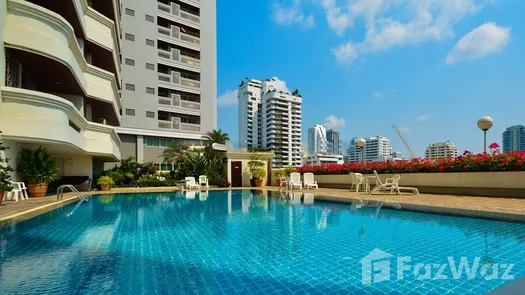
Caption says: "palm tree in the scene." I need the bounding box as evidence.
[202,129,230,145]
[160,143,185,166]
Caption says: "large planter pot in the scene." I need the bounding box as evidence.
[275,179,281,187]
[255,179,264,187]
[28,183,48,198]
[100,184,111,191]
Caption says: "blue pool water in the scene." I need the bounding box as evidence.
[1,190,525,294]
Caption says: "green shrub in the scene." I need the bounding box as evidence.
[17,146,58,184]
[97,176,115,186]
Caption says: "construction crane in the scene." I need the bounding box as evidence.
[392,125,416,159]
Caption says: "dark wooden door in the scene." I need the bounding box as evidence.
[231,161,242,187]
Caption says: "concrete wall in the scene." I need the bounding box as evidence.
[226,158,270,187]
[120,0,158,130]
[119,134,138,159]
[313,172,525,198]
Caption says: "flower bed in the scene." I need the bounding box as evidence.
[297,144,525,175]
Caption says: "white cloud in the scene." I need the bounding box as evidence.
[323,115,346,129]
[416,114,430,122]
[446,22,510,64]
[266,77,290,93]
[331,41,358,65]
[217,89,238,106]
[326,0,491,65]
[373,91,384,98]
[272,0,315,28]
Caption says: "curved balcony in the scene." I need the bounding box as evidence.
[1,87,121,160]
[5,0,121,122]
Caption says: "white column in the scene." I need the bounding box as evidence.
[137,135,144,163]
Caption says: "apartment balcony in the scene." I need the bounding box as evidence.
[158,94,200,116]
[157,25,200,51]
[158,117,201,132]
[1,87,120,160]
[180,0,199,8]
[157,2,200,29]
[158,48,200,73]
[158,71,201,94]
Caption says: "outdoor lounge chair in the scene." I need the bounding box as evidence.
[368,170,419,195]
[303,173,318,189]
[199,175,209,188]
[350,172,364,192]
[184,177,200,189]
[289,173,302,190]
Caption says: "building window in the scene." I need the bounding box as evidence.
[146,63,155,70]
[125,84,135,91]
[125,33,135,41]
[145,15,154,22]
[146,111,155,118]
[146,39,154,46]
[146,87,155,94]
[125,8,135,16]
[125,109,135,116]
[125,58,135,66]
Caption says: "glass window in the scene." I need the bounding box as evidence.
[146,137,160,147]
[160,139,168,147]
[161,164,168,171]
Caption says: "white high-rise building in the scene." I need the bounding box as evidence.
[116,0,217,165]
[347,136,393,163]
[307,125,327,154]
[425,141,459,159]
[238,78,302,167]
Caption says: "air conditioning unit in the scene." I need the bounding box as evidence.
[98,118,107,125]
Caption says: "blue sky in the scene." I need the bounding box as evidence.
[216,0,525,157]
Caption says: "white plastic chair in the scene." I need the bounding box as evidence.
[303,173,318,189]
[368,170,420,195]
[184,177,200,189]
[199,175,209,188]
[289,173,302,190]
[350,172,364,192]
[4,182,25,202]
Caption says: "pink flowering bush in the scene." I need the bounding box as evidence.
[297,143,525,175]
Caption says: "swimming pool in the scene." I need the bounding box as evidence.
[1,190,524,294]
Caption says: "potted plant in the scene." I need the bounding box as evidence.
[247,153,267,187]
[17,146,58,197]
[0,134,15,205]
[252,168,266,187]
[274,170,285,187]
[97,176,115,191]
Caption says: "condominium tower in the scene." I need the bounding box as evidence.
[238,78,302,167]
[347,136,393,163]
[1,0,122,180]
[502,125,525,152]
[307,125,327,154]
[117,0,217,167]
[425,141,458,159]
[327,129,342,155]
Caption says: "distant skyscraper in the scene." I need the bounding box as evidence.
[346,136,393,163]
[238,78,302,167]
[502,125,525,152]
[425,141,459,159]
[326,129,342,155]
[307,125,327,154]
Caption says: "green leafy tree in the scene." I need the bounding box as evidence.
[202,129,230,145]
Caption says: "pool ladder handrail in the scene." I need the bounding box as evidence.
[57,184,87,202]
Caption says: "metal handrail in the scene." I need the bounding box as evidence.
[57,185,87,202]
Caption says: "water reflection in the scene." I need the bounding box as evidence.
[1,191,525,294]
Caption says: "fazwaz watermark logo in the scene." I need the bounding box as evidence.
[360,248,515,285]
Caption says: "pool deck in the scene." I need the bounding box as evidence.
[2,187,525,225]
